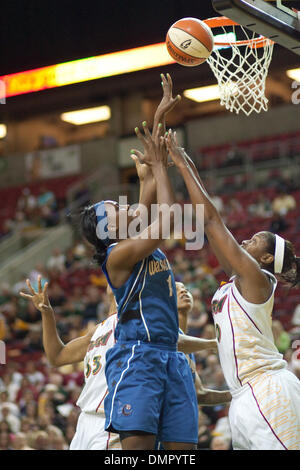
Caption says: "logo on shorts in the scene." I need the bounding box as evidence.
[122,404,133,416]
[215,323,221,343]
[180,39,192,49]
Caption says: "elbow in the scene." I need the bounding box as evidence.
[48,356,62,368]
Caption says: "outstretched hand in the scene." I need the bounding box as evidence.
[156,73,181,117]
[20,275,51,312]
[132,122,167,168]
[165,129,188,169]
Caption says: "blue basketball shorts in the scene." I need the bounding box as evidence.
[104,340,198,444]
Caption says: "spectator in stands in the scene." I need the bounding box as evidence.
[0,431,12,450]
[24,361,45,386]
[17,188,37,220]
[210,436,231,450]
[225,198,248,230]
[224,143,244,167]
[0,373,20,402]
[37,186,58,228]
[292,302,300,328]
[0,405,20,433]
[211,194,224,214]
[272,189,296,216]
[13,211,31,232]
[272,320,291,354]
[11,431,33,450]
[46,248,66,273]
[248,194,272,218]
[186,305,208,337]
[0,219,14,240]
[268,212,289,234]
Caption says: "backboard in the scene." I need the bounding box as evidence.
[212,0,300,54]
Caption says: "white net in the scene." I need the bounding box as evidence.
[206,24,274,116]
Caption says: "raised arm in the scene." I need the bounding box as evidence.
[130,74,181,221]
[106,124,176,287]
[20,277,96,367]
[166,130,272,304]
[152,73,181,138]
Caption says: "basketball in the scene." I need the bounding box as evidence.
[166,17,214,67]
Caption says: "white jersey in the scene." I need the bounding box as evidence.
[211,271,287,392]
[77,313,118,414]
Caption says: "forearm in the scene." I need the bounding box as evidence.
[178,334,217,354]
[137,176,156,223]
[197,389,232,406]
[153,164,176,211]
[40,307,65,366]
[41,307,90,366]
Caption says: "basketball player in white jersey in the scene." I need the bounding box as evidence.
[20,277,121,449]
[166,129,300,450]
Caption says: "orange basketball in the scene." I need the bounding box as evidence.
[166,17,214,67]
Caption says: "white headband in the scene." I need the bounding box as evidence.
[274,234,285,274]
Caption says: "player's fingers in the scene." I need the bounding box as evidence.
[19,292,32,300]
[26,279,36,295]
[38,275,42,294]
[174,131,179,147]
[142,121,152,140]
[160,73,168,90]
[130,149,144,162]
[43,282,50,304]
[166,73,173,93]
[38,303,50,310]
[134,126,147,146]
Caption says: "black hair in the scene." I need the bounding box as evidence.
[80,205,109,266]
[263,232,300,287]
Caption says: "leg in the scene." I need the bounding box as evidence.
[120,432,156,450]
[163,441,197,450]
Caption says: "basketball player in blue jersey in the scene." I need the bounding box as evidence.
[80,76,199,450]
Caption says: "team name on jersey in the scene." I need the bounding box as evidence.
[87,329,113,352]
[148,258,171,276]
[212,295,227,315]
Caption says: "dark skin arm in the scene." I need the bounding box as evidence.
[166,130,272,304]
[20,276,96,367]
[195,373,232,406]
[178,333,218,354]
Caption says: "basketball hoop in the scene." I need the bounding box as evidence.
[203,17,274,116]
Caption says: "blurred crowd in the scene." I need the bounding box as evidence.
[0,187,61,240]
[0,182,91,241]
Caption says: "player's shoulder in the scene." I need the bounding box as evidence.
[98,312,118,331]
[90,313,117,343]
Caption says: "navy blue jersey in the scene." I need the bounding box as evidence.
[102,244,178,345]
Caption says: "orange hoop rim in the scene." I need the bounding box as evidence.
[203,16,275,48]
